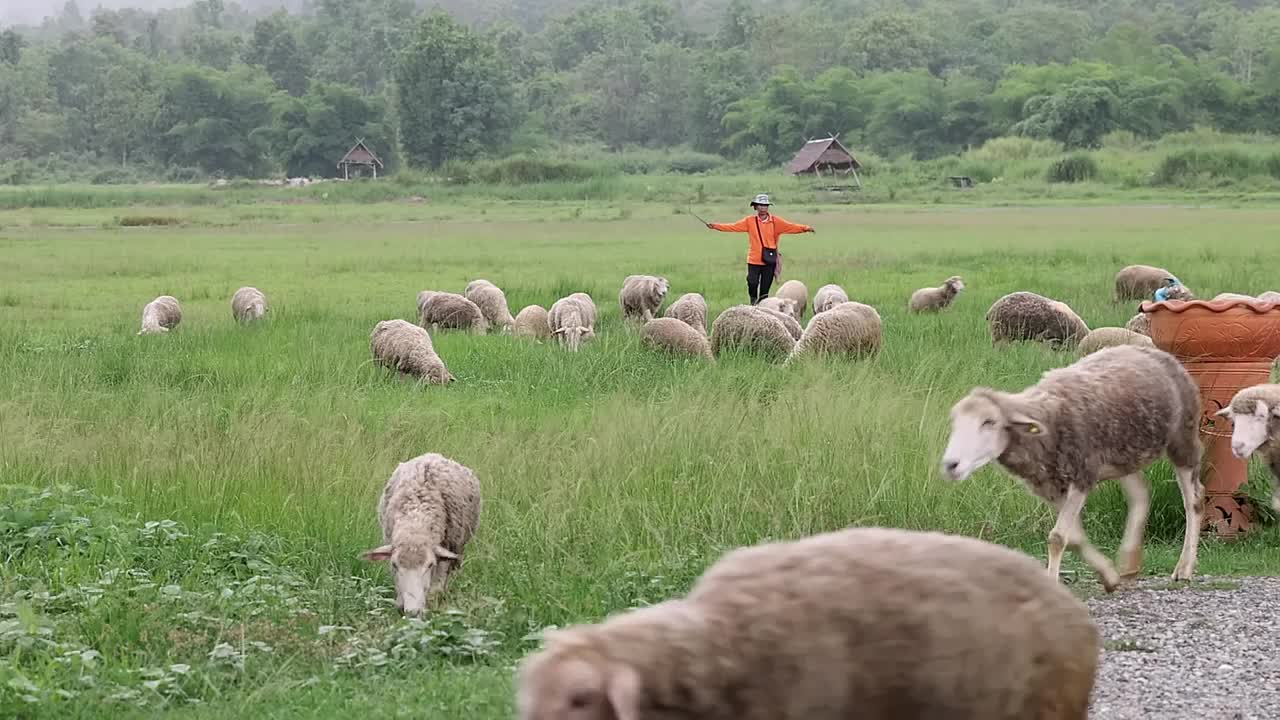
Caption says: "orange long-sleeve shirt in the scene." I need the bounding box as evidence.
[709,214,812,265]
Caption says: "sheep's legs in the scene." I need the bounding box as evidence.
[1171,464,1204,581]
[1048,486,1121,592]
[1116,473,1150,580]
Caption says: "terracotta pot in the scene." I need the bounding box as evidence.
[1141,299,1280,537]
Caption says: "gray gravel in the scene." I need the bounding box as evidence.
[1087,576,1280,719]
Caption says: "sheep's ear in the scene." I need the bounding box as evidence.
[604,663,643,720]
[361,545,393,562]
[433,545,458,560]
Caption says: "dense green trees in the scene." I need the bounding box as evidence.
[2,0,1280,181]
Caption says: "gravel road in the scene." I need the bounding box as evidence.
[1087,576,1280,719]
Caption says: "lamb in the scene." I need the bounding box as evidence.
[1214,384,1280,514]
[230,286,267,323]
[757,304,803,340]
[986,291,1089,348]
[1125,312,1151,336]
[908,275,965,313]
[370,319,454,385]
[512,305,551,340]
[942,344,1205,591]
[757,296,797,319]
[788,301,882,361]
[640,317,713,361]
[618,275,669,324]
[812,283,849,314]
[549,292,597,352]
[464,280,515,333]
[417,291,489,334]
[138,295,182,335]
[774,279,808,320]
[361,452,481,615]
[1114,264,1182,301]
[1077,327,1153,356]
[516,526,1099,720]
[709,305,795,361]
[662,293,708,334]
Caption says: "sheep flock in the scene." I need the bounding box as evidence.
[128,259,1280,715]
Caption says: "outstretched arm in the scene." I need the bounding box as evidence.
[707,217,750,232]
[773,217,815,234]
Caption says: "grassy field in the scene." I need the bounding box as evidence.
[4,203,1280,717]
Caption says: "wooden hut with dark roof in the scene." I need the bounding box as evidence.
[337,139,384,180]
[786,136,861,186]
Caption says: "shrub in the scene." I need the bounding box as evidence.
[737,144,771,171]
[966,137,1062,163]
[473,155,610,184]
[1265,153,1280,180]
[1046,153,1099,183]
[119,215,184,227]
[1152,148,1259,186]
[665,151,724,174]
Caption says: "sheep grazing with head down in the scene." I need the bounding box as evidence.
[909,275,965,313]
[362,452,481,616]
[619,275,669,324]
[942,345,1205,591]
[516,526,1099,720]
[788,301,882,361]
[1215,384,1280,514]
[1114,264,1183,301]
[464,279,515,333]
[756,304,803,341]
[813,283,849,315]
[417,291,489,334]
[1156,284,1196,301]
[757,296,797,319]
[774,279,808,320]
[231,286,267,323]
[662,293,708,334]
[139,295,182,335]
[1077,327,1153,356]
[640,317,713,361]
[709,305,796,361]
[1125,312,1151,336]
[370,319,453,384]
[987,292,1089,348]
[549,292,597,352]
[513,305,551,340]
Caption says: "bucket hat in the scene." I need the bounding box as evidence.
[749,193,771,207]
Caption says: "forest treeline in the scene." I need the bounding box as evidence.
[2,0,1280,183]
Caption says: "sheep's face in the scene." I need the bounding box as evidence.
[943,391,1044,481]
[1217,400,1278,459]
[517,652,641,720]
[555,326,593,352]
[361,542,458,616]
[946,277,965,292]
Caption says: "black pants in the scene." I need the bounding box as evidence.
[747,262,776,304]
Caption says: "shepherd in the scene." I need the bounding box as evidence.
[706,193,815,305]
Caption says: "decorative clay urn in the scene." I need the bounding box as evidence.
[1141,299,1280,537]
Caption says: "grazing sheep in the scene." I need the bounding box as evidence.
[1077,327,1153,356]
[757,304,803,341]
[361,452,481,615]
[370,319,453,385]
[908,275,965,313]
[662,293,708,334]
[138,295,182,335]
[618,275,669,324]
[464,281,515,333]
[774,279,808,320]
[757,296,797,318]
[549,293,597,352]
[417,291,489,334]
[1155,284,1196,301]
[230,286,267,323]
[813,283,849,314]
[789,301,882,361]
[512,305,551,340]
[640,317,713,361]
[986,291,1089,348]
[709,305,796,361]
[1125,312,1151,336]
[1215,384,1280,514]
[1114,264,1181,301]
[942,345,1205,591]
[517,526,1099,720]
[1213,292,1256,302]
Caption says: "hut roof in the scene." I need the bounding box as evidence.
[786,136,860,174]
[337,139,384,169]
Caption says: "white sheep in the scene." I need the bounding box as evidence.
[640,317,713,361]
[1215,384,1280,513]
[774,279,808,320]
[1260,291,1280,304]
[788,301,882,361]
[517,527,1099,720]
[709,305,795,361]
[1125,312,1150,337]
[139,295,182,335]
[908,275,965,313]
[549,292,597,352]
[417,291,489,334]
[361,452,481,615]
[1212,292,1256,302]
[986,291,1089,347]
[756,304,803,341]
[464,280,515,333]
[370,319,453,384]
[230,286,267,323]
[1077,327,1153,356]
[662,293,708,334]
[618,275,669,324]
[513,304,551,340]
[812,283,849,314]
[942,345,1205,591]
[757,296,797,319]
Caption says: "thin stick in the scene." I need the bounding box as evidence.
[687,206,710,225]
